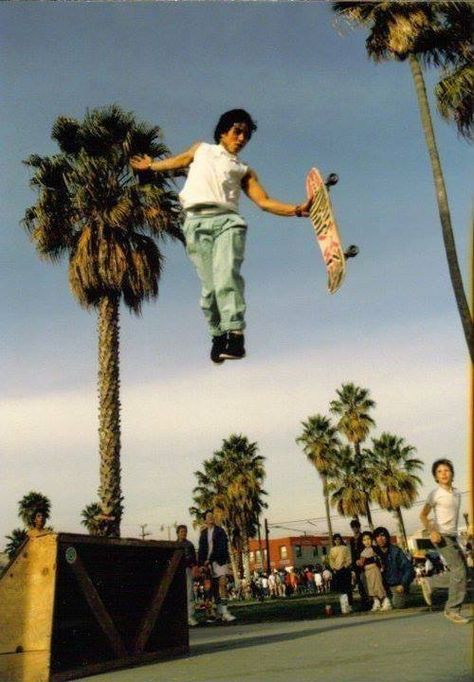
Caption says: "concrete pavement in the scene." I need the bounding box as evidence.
[76,607,473,682]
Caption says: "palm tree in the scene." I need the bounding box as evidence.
[80,502,102,535]
[190,434,267,582]
[23,105,183,536]
[190,454,242,584]
[328,445,377,529]
[18,491,51,528]
[332,2,473,362]
[329,383,376,460]
[430,4,473,141]
[330,383,376,527]
[296,414,341,544]
[366,432,423,547]
[4,528,28,560]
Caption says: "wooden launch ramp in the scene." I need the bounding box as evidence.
[0,533,188,681]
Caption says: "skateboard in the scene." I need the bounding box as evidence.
[306,167,358,294]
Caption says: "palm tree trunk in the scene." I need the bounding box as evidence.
[354,441,362,463]
[97,295,122,537]
[395,507,408,550]
[354,441,374,529]
[409,55,473,362]
[241,527,251,582]
[229,543,240,588]
[365,498,374,531]
[322,475,334,545]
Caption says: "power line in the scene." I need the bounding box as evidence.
[268,490,471,527]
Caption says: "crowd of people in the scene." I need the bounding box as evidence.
[178,459,470,626]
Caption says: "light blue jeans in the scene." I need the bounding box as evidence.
[431,535,467,613]
[183,211,247,337]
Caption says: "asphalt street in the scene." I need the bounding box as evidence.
[76,607,473,682]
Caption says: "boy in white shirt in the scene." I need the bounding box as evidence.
[130,109,312,363]
[419,458,469,624]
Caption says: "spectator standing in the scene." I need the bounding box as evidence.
[314,568,324,594]
[328,534,353,611]
[358,531,390,612]
[419,458,469,624]
[198,509,236,622]
[322,566,332,592]
[268,571,277,598]
[276,570,285,597]
[349,519,370,610]
[176,524,198,626]
[27,511,49,538]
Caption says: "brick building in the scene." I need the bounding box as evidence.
[248,535,343,572]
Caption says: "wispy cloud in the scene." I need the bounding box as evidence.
[1,325,467,543]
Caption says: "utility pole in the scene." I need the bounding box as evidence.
[264,517,271,575]
[160,523,177,540]
[257,518,263,569]
[139,523,151,541]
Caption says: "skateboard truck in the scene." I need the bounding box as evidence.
[344,245,359,259]
[325,173,339,188]
[324,173,359,261]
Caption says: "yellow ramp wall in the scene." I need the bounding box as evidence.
[0,533,57,682]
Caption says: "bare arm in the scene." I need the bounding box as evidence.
[242,169,312,218]
[420,503,442,544]
[130,142,201,173]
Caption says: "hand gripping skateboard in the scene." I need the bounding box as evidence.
[306,168,358,294]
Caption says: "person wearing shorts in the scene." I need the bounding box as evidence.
[198,509,235,622]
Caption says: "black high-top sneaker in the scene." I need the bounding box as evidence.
[220,332,245,360]
[210,334,227,364]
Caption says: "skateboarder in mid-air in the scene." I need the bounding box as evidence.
[130,109,312,363]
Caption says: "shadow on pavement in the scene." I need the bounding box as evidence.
[188,609,434,659]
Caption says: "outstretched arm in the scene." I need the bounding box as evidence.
[130,141,201,173]
[242,169,312,218]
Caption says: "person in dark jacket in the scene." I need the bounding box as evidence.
[198,509,235,622]
[177,524,198,626]
[374,526,415,609]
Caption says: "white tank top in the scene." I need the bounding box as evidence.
[179,142,249,212]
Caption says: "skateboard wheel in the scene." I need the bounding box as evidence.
[344,245,359,259]
[325,173,339,187]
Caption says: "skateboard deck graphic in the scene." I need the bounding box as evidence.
[306,167,348,294]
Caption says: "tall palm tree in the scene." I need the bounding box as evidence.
[221,435,267,582]
[23,105,183,536]
[296,414,341,544]
[80,502,102,536]
[329,383,376,460]
[332,2,473,362]
[190,434,267,582]
[365,432,423,547]
[330,383,376,527]
[18,491,51,528]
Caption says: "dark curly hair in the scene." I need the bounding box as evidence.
[213,109,257,143]
[431,458,454,479]
[332,533,346,545]
[373,527,391,543]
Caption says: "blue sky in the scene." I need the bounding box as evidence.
[1,1,471,544]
